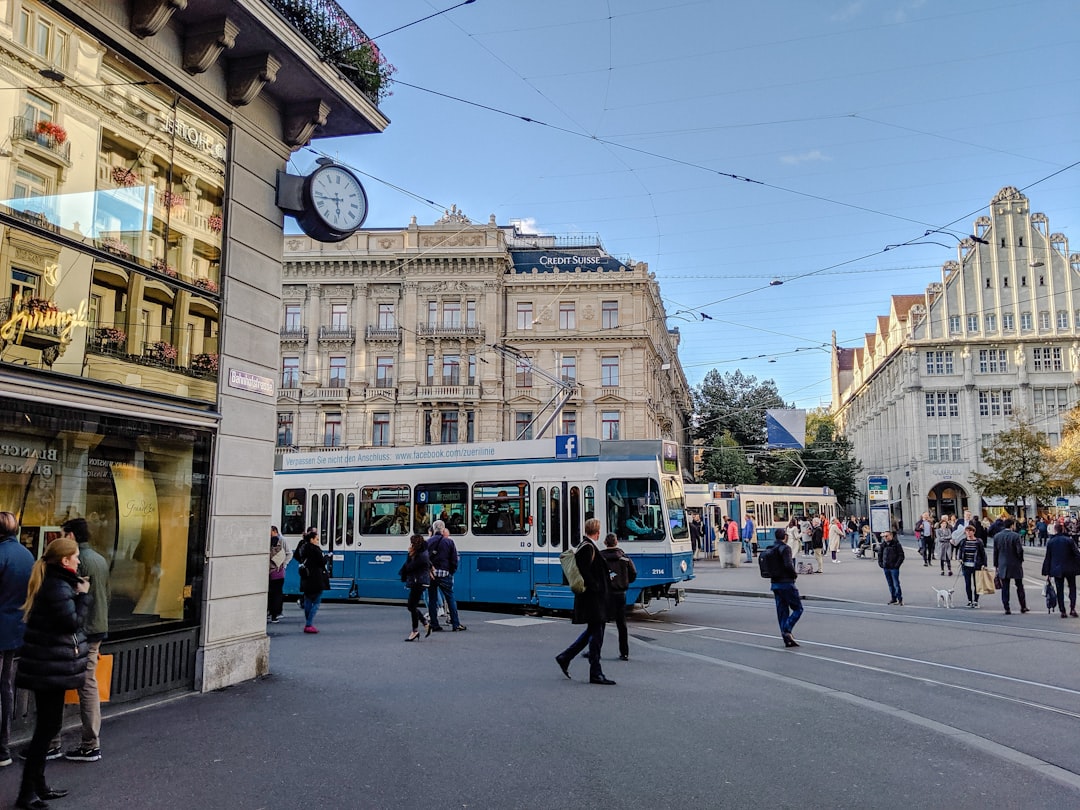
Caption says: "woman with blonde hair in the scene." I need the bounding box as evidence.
[16,536,90,809]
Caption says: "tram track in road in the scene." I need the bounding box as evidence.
[629,625,1080,792]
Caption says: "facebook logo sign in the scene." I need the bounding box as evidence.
[555,434,578,459]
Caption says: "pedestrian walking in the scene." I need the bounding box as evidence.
[555,518,615,684]
[828,516,842,564]
[298,529,329,633]
[16,536,89,810]
[400,534,431,641]
[1041,523,1080,618]
[268,526,287,624]
[0,511,33,768]
[958,524,987,608]
[877,531,905,605]
[427,525,466,632]
[689,513,703,561]
[993,518,1028,615]
[600,533,636,661]
[764,528,803,647]
[935,518,953,576]
[53,518,109,763]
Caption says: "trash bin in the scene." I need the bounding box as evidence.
[716,541,742,568]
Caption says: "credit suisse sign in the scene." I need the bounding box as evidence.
[510,248,628,274]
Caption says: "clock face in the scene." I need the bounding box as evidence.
[309,166,367,233]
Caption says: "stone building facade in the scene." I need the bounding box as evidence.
[831,188,1080,527]
[0,0,387,699]
[278,210,692,467]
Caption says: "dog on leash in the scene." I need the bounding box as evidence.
[932,586,955,608]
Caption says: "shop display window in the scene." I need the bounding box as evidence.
[0,398,211,637]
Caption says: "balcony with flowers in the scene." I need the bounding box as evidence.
[194,277,219,295]
[188,352,219,379]
[91,327,128,356]
[265,0,395,106]
[151,259,179,280]
[10,116,72,163]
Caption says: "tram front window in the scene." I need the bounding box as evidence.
[663,477,688,539]
[606,477,664,542]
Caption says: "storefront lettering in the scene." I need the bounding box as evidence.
[0,461,52,476]
[157,115,227,161]
[0,292,91,344]
[538,255,604,266]
[122,499,156,518]
[0,444,57,461]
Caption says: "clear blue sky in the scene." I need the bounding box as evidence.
[304,0,1080,409]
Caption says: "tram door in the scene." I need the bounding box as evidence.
[307,489,357,580]
[534,481,595,586]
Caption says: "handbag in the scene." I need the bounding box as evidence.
[975,568,996,595]
[993,573,1004,590]
[65,653,113,704]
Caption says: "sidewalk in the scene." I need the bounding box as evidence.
[684,536,1044,608]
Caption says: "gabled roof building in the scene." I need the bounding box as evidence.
[831,188,1079,524]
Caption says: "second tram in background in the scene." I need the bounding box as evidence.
[685,483,838,553]
[273,437,693,611]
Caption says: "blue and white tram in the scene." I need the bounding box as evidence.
[685,484,838,551]
[273,437,693,611]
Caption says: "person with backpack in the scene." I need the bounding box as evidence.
[1041,522,1080,618]
[599,533,637,661]
[298,529,329,634]
[555,518,615,684]
[761,528,802,647]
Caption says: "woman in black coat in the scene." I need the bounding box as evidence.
[1042,524,1080,617]
[299,529,329,634]
[399,534,431,641]
[17,536,90,810]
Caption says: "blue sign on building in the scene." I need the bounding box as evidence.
[555,434,578,459]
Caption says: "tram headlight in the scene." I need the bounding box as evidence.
[679,560,687,573]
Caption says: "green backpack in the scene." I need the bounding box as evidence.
[559,546,586,594]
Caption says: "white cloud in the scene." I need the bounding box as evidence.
[510,217,544,234]
[890,0,927,23]
[780,150,832,165]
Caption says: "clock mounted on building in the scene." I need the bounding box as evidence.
[276,160,369,243]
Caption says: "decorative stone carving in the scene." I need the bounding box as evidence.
[419,234,484,247]
[582,304,595,321]
[993,186,1022,204]
[227,53,280,107]
[131,0,188,38]
[183,17,239,75]
[435,205,471,225]
[283,100,331,148]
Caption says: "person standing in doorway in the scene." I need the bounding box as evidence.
[0,512,33,768]
[54,518,109,764]
[877,531,905,605]
[600,533,636,661]
[689,513,703,561]
[765,528,803,647]
[993,518,1028,615]
[555,518,614,684]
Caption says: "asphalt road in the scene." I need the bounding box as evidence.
[3,538,1078,809]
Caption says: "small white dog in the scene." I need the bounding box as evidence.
[932,586,955,608]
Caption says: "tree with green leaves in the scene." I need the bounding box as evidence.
[1047,405,1080,495]
[699,430,756,485]
[970,415,1060,517]
[692,369,785,450]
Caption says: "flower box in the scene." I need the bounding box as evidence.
[161,190,185,209]
[151,259,178,279]
[35,120,67,144]
[100,237,131,257]
[191,352,219,374]
[96,327,127,343]
[194,277,219,294]
[111,166,137,187]
[148,341,178,362]
[207,213,223,233]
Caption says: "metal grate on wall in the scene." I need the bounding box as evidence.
[104,627,198,702]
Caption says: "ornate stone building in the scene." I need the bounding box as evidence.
[278,209,692,467]
[831,188,1080,525]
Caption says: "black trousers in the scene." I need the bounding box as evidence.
[267,577,285,618]
[1000,576,1026,611]
[1054,575,1077,614]
[20,688,64,799]
[559,621,606,680]
[608,593,629,658]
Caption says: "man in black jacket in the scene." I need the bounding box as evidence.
[877,531,905,606]
[993,517,1028,615]
[427,525,466,632]
[555,519,615,684]
[767,529,803,648]
[599,534,637,661]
